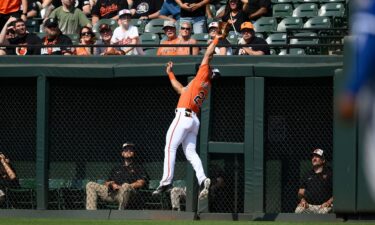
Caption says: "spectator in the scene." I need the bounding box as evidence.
[86,142,147,210]
[0,0,28,31]
[49,0,91,35]
[295,148,333,214]
[0,17,42,55]
[243,0,271,22]
[75,26,95,55]
[130,0,163,19]
[40,18,73,55]
[216,0,249,34]
[207,22,232,55]
[175,0,210,34]
[142,0,180,21]
[177,21,198,55]
[0,22,15,55]
[235,21,269,55]
[110,9,143,55]
[157,20,178,56]
[94,23,119,55]
[0,152,20,205]
[91,0,130,25]
[41,0,91,18]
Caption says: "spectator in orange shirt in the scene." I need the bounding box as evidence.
[157,20,178,56]
[177,21,198,55]
[75,26,96,55]
[0,0,28,31]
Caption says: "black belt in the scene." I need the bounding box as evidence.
[175,108,192,117]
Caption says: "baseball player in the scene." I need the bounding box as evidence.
[152,31,225,200]
[340,0,375,199]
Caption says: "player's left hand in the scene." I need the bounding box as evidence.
[166,61,173,74]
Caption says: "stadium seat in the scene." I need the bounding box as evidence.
[191,33,210,45]
[303,16,332,28]
[227,32,239,44]
[277,17,303,32]
[279,48,306,55]
[254,17,277,33]
[292,3,318,18]
[271,0,292,3]
[215,5,226,17]
[36,32,45,39]
[266,33,287,45]
[48,178,68,210]
[144,19,166,35]
[60,179,90,209]
[92,19,117,33]
[66,34,79,45]
[290,32,318,46]
[7,178,36,209]
[255,33,264,39]
[273,4,293,18]
[318,3,345,17]
[319,0,345,2]
[208,4,217,17]
[140,33,160,50]
[131,19,146,34]
[296,0,319,3]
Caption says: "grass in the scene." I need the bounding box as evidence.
[0,219,375,225]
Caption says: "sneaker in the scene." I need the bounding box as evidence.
[152,184,173,196]
[198,178,211,200]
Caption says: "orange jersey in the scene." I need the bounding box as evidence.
[157,38,178,56]
[0,0,21,14]
[177,64,211,113]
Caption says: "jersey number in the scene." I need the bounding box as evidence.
[194,91,206,107]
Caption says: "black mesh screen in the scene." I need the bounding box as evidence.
[0,78,37,209]
[208,153,244,213]
[264,77,333,213]
[48,78,188,210]
[210,78,245,142]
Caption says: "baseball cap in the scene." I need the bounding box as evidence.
[44,18,58,28]
[312,148,324,158]
[118,9,132,18]
[99,23,111,33]
[163,20,176,29]
[122,142,135,151]
[240,22,254,31]
[208,22,219,29]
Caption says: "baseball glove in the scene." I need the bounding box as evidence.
[218,22,230,39]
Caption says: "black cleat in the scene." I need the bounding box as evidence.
[152,184,173,195]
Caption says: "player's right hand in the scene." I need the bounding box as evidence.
[166,61,173,74]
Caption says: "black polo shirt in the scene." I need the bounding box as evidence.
[131,0,163,18]
[300,166,332,205]
[245,0,271,21]
[108,163,147,185]
[234,36,270,55]
[180,0,205,18]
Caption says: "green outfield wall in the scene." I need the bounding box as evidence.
[0,55,364,217]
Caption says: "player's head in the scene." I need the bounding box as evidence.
[211,68,221,80]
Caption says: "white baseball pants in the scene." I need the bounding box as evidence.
[159,108,207,186]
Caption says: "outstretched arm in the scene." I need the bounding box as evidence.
[201,35,221,66]
[166,61,185,95]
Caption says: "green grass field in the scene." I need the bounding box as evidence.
[0,219,374,225]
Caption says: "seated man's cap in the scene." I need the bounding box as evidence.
[44,18,58,28]
[240,22,254,31]
[163,20,176,29]
[208,22,219,29]
[122,142,135,151]
[99,23,111,33]
[312,148,324,158]
[118,9,132,17]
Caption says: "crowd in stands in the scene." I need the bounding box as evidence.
[0,0,347,56]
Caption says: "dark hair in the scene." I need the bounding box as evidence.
[14,18,25,25]
[223,0,244,18]
[79,26,96,43]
